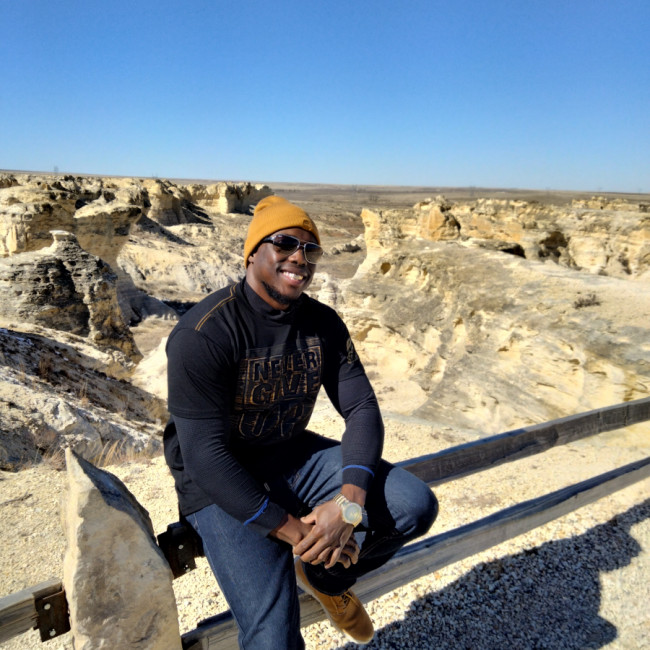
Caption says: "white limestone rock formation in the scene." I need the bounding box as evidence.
[0,325,165,469]
[0,174,273,319]
[0,174,163,324]
[185,181,272,214]
[0,175,145,258]
[0,183,78,256]
[0,230,140,361]
[62,449,181,649]
[0,172,19,189]
[139,179,191,226]
[139,179,271,227]
[117,211,250,303]
[337,205,650,433]
[448,197,650,280]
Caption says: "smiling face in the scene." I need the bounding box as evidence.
[245,227,318,310]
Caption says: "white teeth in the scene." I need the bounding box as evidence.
[283,271,304,281]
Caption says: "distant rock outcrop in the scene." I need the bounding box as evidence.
[335,202,650,433]
[0,175,155,325]
[450,198,650,280]
[0,175,142,257]
[0,174,272,320]
[0,230,140,360]
[369,195,650,281]
[185,181,272,215]
[134,179,271,227]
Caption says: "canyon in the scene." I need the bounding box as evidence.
[1,173,648,467]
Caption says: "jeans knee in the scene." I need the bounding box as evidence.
[409,485,438,538]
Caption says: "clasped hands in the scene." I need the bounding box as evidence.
[272,499,360,569]
[295,499,360,569]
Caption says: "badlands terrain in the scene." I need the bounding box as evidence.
[0,172,649,648]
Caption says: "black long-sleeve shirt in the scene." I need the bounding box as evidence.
[164,278,384,536]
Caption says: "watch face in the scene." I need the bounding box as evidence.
[344,502,362,525]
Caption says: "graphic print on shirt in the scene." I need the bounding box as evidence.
[232,337,322,442]
[346,336,360,364]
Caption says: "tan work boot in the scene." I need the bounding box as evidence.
[295,558,374,644]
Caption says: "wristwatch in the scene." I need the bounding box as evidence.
[333,493,363,527]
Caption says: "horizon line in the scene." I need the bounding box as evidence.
[1,168,648,199]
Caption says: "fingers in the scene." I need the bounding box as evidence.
[296,533,359,567]
[293,501,357,566]
[337,554,352,569]
[325,535,360,569]
[295,527,344,564]
[293,533,314,558]
[341,538,360,565]
[294,533,329,562]
[324,546,343,569]
[336,540,359,568]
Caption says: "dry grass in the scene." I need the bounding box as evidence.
[29,426,62,468]
[42,446,66,471]
[87,439,159,468]
[574,293,601,308]
[78,379,89,406]
[37,353,53,381]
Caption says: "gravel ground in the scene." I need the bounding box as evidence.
[1,410,648,649]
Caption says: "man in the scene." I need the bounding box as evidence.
[164,196,437,648]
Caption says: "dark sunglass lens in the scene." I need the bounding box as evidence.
[305,244,324,263]
[273,235,300,253]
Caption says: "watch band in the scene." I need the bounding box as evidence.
[333,492,364,526]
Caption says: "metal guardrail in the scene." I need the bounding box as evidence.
[183,455,650,649]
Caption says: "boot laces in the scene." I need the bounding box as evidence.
[335,591,353,613]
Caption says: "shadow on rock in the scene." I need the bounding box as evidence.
[341,499,649,649]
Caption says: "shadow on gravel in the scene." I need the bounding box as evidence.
[340,499,650,649]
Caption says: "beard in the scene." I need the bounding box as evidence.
[262,281,297,307]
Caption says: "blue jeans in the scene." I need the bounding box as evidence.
[187,434,438,649]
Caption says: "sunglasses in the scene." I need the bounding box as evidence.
[260,234,324,264]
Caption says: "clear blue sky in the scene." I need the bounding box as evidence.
[1,0,648,192]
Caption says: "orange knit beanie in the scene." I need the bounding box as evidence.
[244,196,320,267]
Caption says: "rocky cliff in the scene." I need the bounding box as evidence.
[1,173,648,469]
[0,173,270,468]
[334,200,649,433]
[0,174,272,318]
